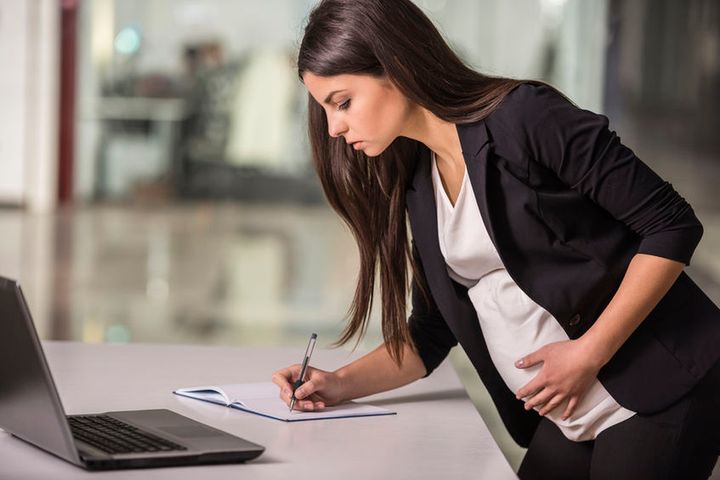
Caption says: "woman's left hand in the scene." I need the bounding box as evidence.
[514,338,605,420]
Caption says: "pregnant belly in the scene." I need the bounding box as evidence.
[467,271,634,441]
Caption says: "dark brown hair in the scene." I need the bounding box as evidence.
[297,0,547,366]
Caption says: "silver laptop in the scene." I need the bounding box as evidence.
[0,276,265,470]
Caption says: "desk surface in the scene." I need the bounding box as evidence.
[0,341,517,479]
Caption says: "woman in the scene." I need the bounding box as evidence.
[271,0,720,478]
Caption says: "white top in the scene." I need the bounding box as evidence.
[431,152,636,441]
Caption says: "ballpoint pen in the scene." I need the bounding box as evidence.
[289,333,318,412]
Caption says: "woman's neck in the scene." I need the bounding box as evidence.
[401,106,465,171]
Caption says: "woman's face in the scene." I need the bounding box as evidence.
[302,72,415,157]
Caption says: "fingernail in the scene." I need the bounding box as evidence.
[515,359,524,367]
[295,389,303,398]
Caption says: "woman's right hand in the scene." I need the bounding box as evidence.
[271,364,347,411]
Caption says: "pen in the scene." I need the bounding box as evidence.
[289,333,317,412]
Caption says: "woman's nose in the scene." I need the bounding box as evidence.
[327,115,347,138]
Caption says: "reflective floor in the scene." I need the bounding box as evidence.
[1,144,719,472]
[1,203,382,349]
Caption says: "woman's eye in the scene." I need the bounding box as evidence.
[337,99,350,111]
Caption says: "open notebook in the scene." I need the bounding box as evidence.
[173,382,396,422]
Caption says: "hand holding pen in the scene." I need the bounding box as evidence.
[271,333,347,412]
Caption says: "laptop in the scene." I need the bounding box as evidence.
[0,276,265,470]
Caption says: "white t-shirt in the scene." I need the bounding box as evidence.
[431,151,636,441]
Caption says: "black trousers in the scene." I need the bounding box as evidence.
[517,359,720,480]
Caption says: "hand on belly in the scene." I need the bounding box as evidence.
[514,338,602,420]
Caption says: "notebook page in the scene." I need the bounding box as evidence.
[216,382,279,404]
[174,382,396,421]
[219,382,395,421]
[234,396,396,422]
[173,386,231,406]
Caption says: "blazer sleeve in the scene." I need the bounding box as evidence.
[498,83,703,266]
[407,240,458,378]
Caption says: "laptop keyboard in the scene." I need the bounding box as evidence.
[68,415,187,455]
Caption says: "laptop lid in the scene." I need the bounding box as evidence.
[0,277,266,470]
[0,277,82,466]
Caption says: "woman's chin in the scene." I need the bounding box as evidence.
[355,143,372,156]
[361,143,387,158]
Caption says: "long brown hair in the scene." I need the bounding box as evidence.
[297,0,548,366]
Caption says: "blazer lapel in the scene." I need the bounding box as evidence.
[405,120,493,329]
[456,120,497,249]
[406,143,459,320]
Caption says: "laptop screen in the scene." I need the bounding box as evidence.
[0,277,81,465]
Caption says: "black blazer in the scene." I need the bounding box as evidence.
[405,83,720,447]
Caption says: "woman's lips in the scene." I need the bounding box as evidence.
[351,141,364,150]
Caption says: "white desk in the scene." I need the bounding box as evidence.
[0,341,518,479]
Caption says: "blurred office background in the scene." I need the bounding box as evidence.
[1,0,719,472]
